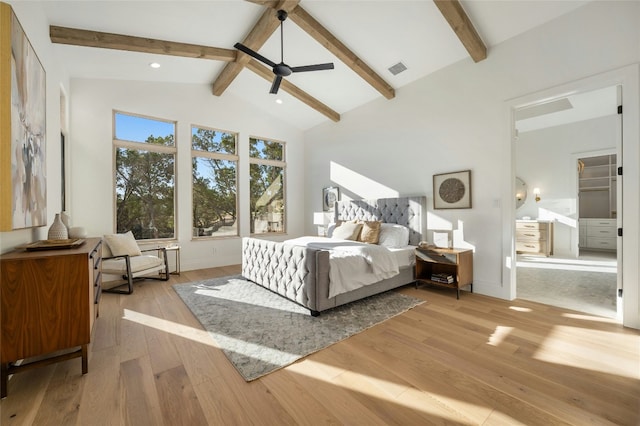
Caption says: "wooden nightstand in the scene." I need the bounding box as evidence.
[415,247,473,299]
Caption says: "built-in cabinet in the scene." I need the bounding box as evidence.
[578,154,616,218]
[579,218,617,251]
[578,154,617,252]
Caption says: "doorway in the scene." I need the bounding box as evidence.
[513,86,620,319]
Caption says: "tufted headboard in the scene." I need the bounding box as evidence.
[333,196,426,246]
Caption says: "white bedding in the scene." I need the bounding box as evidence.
[283,236,406,298]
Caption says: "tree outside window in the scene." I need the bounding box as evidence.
[192,126,238,238]
[113,112,176,240]
[249,137,285,234]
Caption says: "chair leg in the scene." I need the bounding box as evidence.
[103,257,134,294]
[161,247,170,281]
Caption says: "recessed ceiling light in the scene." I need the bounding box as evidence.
[275,99,283,104]
[149,62,161,69]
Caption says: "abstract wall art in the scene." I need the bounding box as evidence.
[0,2,47,231]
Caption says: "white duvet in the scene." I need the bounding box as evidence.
[283,236,400,299]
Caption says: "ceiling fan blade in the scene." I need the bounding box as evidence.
[290,63,335,73]
[234,43,276,68]
[269,75,283,94]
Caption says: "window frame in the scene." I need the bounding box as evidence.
[249,136,287,235]
[190,124,239,240]
[112,110,178,242]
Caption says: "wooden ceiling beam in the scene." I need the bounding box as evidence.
[433,0,487,62]
[50,26,237,61]
[246,59,340,122]
[288,6,395,100]
[211,0,300,96]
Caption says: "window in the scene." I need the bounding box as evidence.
[191,126,238,238]
[113,112,176,240]
[249,137,286,234]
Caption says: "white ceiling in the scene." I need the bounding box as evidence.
[37,0,592,131]
[515,86,618,133]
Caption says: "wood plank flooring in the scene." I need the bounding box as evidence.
[2,265,638,425]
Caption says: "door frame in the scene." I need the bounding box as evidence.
[501,64,639,329]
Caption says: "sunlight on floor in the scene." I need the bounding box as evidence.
[517,254,616,273]
[487,326,514,346]
[533,325,640,379]
[288,359,489,424]
[122,308,300,364]
[123,309,215,346]
[561,312,619,323]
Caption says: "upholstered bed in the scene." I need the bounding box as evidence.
[241,196,426,315]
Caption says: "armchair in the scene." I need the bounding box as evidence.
[101,231,169,294]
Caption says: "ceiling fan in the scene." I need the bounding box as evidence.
[234,9,334,95]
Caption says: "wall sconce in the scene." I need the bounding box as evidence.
[533,187,541,202]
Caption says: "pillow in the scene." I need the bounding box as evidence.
[326,222,337,238]
[378,223,410,248]
[357,220,381,244]
[331,222,363,240]
[103,231,142,257]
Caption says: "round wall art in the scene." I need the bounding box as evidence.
[433,170,472,209]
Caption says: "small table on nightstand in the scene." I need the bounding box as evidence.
[158,244,181,275]
[414,247,473,299]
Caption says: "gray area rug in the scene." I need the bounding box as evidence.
[173,275,423,381]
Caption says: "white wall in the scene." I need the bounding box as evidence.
[516,115,617,257]
[0,1,70,253]
[303,0,640,320]
[69,79,305,270]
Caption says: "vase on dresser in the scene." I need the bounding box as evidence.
[48,213,69,240]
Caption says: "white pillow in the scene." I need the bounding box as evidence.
[326,222,337,238]
[104,231,142,257]
[378,223,410,248]
[331,222,363,240]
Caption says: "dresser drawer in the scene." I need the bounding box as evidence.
[586,226,617,238]
[516,222,548,231]
[516,240,548,255]
[583,219,615,227]
[516,229,547,241]
[586,237,616,250]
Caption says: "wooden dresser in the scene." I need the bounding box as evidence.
[0,237,102,398]
[516,220,554,256]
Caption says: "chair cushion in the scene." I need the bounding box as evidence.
[103,231,142,257]
[102,255,164,275]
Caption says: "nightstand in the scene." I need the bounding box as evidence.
[415,247,473,299]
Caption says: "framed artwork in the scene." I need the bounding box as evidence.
[322,186,340,212]
[0,3,47,231]
[433,170,472,209]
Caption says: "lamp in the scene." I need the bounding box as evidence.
[313,212,328,236]
[533,187,541,202]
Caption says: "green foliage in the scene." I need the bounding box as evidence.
[115,134,175,239]
[249,138,285,234]
[192,128,237,237]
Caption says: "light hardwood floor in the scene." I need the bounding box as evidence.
[2,265,639,425]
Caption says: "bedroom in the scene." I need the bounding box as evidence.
[0,1,639,423]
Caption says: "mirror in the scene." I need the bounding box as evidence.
[515,177,527,209]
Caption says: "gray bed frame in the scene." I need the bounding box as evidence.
[241,196,426,315]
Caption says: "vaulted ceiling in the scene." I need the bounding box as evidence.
[39,0,590,130]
